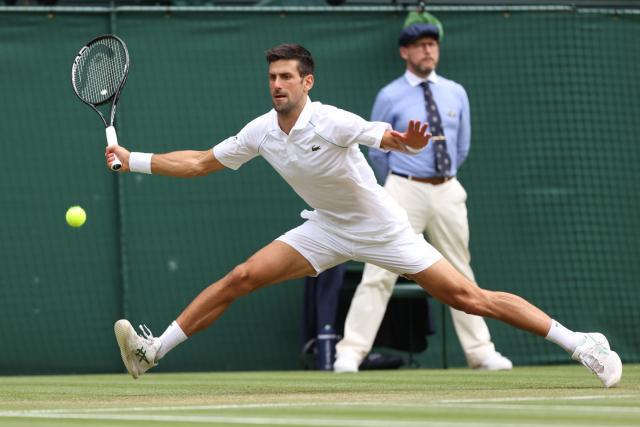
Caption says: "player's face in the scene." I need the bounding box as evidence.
[268,60,314,115]
[400,37,440,78]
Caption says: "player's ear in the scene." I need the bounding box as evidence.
[303,73,314,92]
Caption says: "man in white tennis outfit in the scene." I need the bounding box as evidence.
[106,44,621,388]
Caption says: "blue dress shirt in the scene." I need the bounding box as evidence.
[369,70,471,182]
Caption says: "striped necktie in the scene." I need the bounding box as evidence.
[421,81,451,175]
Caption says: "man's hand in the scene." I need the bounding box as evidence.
[105,145,131,172]
[380,120,431,154]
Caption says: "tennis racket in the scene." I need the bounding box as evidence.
[71,34,130,171]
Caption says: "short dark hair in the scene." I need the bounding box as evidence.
[265,44,314,77]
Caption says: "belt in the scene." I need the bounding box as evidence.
[390,171,454,185]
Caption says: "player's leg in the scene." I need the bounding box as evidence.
[115,239,316,379]
[176,241,315,336]
[115,220,353,379]
[406,260,622,387]
[423,179,511,370]
[407,259,551,334]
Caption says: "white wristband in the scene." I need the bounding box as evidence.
[129,152,153,174]
[404,145,425,155]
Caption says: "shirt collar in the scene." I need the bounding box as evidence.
[269,96,314,134]
[404,69,439,87]
[292,96,314,131]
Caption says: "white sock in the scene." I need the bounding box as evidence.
[156,320,188,360]
[545,319,585,353]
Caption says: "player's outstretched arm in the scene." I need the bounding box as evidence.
[380,120,431,154]
[106,145,225,177]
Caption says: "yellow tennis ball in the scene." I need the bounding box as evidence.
[66,206,86,228]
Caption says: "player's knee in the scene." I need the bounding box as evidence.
[227,263,261,296]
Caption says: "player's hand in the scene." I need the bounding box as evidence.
[105,145,130,172]
[389,120,431,153]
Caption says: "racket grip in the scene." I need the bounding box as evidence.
[105,126,122,171]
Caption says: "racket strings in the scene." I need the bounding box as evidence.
[73,38,127,105]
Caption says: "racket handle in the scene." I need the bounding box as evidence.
[105,126,122,171]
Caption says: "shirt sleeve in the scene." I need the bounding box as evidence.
[357,120,391,149]
[212,121,261,170]
[316,105,390,149]
[456,86,471,168]
[368,90,394,182]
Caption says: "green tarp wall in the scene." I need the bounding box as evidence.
[1,6,639,374]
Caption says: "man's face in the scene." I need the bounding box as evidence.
[400,36,440,77]
[268,59,314,114]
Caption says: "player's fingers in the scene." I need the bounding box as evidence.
[420,123,429,135]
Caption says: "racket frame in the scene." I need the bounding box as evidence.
[71,34,130,170]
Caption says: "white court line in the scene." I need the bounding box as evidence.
[435,403,640,414]
[5,404,637,418]
[4,393,636,414]
[0,393,637,426]
[0,394,638,417]
[1,412,636,427]
[0,394,636,416]
[438,394,638,404]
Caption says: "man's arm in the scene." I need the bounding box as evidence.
[369,91,393,182]
[105,145,225,177]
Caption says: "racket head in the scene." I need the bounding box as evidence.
[71,34,130,109]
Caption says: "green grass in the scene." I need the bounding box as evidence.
[0,365,638,426]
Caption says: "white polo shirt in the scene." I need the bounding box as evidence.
[213,98,411,242]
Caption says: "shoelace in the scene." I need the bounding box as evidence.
[579,340,606,375]
[138,324,155,342]
[136,324,160,366]
[581,354,605,375]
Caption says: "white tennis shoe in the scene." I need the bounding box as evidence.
[333,351,360,373]
[114,319,162,379]
[572,332,622,388]
[475,351,513,371]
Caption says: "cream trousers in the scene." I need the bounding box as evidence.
[335,174,496,367]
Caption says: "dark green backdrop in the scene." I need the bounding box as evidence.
[1,7,638,374]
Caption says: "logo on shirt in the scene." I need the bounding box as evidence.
[311,145,321,152]
[447,110,457,118]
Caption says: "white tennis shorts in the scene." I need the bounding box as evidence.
[276,220,442,277]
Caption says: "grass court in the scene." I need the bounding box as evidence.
[1,364,638,426]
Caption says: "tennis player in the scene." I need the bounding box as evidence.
[107,44,622,387]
